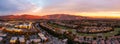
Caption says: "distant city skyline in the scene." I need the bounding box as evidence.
[0,0,120,17]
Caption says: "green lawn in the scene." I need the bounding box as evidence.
[48,23,120,37]
[77,28,120,37]
[48,23,76,33]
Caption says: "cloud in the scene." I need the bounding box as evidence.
[0,0,120,16]
[40,0,120,15]
[0,0,36,15]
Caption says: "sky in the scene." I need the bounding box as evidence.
[0,0,120,17]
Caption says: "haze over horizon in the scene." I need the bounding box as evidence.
[0,0,120,18]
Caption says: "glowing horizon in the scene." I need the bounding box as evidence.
[0,0,120,18]
[75,12,120,17]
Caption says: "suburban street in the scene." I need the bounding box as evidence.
[34,23,66,44]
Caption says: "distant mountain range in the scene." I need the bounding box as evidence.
[0,14,118,20]
[40,14,88,20]
[0,14,89,20]
[0,14,41,20]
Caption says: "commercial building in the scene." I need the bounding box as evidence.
[38,33,48,42]
[30,39,41,43]
[14,22,32,29]
[10,37,18,44]
[19,37,25,44]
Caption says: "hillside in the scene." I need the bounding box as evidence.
[0,14,41,20]
[0,14,87,20]
[40,14,87,20]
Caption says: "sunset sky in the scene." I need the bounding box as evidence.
[0,0,120,17]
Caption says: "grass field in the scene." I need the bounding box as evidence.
[48,23,120,37]
[77,28,120,37]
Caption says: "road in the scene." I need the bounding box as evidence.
[34,23,66,44]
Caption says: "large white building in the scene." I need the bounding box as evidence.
[19,37,25,44]
[38,33,48,41]
[15,22,32,29]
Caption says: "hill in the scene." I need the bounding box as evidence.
[0,14,41,20]
[0,14,87,20]
[40,14,87,20]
